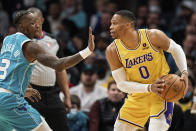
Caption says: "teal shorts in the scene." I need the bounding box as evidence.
[0,92,42,131]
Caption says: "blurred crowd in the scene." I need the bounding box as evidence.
[0,0,196,131]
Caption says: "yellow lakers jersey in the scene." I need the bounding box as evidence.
[114,29,170,84]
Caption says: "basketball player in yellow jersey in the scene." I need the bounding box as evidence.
[106,10,188,131]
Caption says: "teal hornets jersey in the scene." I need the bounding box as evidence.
[0,32,35,96]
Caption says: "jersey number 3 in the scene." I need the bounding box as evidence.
[139,66,150,79]
[0,59,10,79]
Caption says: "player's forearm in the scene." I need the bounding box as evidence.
[37,53,83,71]
[112,67,150,93]
[57,53,83,71]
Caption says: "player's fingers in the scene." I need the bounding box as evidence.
[155,79,165,84]
[33,89,41,100]
[29,97,35,103]
[156,87,164,92]
[156,83,165,89]
[89,27,92,35]
[32,94,40,102]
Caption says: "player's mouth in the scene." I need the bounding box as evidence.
[110,31,115,35]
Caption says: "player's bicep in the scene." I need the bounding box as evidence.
[23,41,59,66]
[105,44,123,71]
[148,29,170,51]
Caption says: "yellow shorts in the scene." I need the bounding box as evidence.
[117,92,174,129]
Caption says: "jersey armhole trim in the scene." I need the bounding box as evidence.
[145,29,159,53]
[21,39,31,47]
[114,40,122,62]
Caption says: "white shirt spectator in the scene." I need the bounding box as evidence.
[70,83,107,112]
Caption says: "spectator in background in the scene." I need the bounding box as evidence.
[60,0,87,30]
[26,8,71,131]
[95,34,110,58]
[70,64,107,114]
[56,18,79,42]
[94,11,112,37]
[170,1,194,44]
[47,1,62,35]
[106,1,118,14]
[136,4,148,28]
[92,58,111,88]
[67,95,88,131]
[7,24,17,35]
[0,2,10,37]
[147,11,170,36]
[0,35,3,51]
[66,33,86,85]
[89,81,125,131]
[90,0,109,30]
[185,25,196,35]
[183,33,196,56]
[189,13,196,27]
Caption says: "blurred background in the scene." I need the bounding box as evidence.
[0,0,196,131]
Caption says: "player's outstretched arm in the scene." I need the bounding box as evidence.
[23,27,95,71]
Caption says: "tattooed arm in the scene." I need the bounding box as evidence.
[22,27,95,71]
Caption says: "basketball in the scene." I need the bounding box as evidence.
[160,74,185,102]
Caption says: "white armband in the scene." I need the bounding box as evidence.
[167,39,187,73]
[79,47,92,59]
[112,67,150,93]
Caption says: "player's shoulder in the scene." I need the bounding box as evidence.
[147,29,165,38]
[106,40,117,52]
[106,40,119,57]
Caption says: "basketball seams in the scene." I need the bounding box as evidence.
[167,77,182,101]
[163,75,178,100]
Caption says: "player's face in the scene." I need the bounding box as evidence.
[33,12,44,38]
[21,13,41,39]
[110,14,127,39]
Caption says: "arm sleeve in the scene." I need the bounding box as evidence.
[112,67,150,94]
[166,39,187,73]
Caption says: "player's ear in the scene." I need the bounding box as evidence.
[130,22,135,29]
[18,23,24,31]
[126,22,132,28]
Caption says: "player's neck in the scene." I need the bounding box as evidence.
[120,30,139,49]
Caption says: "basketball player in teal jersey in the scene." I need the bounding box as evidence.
[0,10,95,131]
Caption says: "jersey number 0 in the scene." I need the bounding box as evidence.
[139,66,150,79]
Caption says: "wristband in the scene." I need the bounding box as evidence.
[79,47,92,59]
[193,96,196,103]
[147,84,152,92]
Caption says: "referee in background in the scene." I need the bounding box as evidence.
[26,8,71,131]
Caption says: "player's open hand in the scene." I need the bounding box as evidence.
[180,71,188,97]
[151,79,165,96]
[25,85,41,102]
[88,27,95,52]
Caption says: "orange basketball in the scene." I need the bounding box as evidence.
[160,74,185,102]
